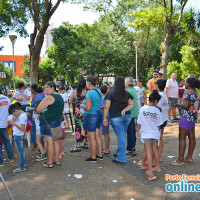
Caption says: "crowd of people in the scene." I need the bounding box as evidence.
[0,71,200,181]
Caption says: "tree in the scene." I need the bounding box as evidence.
[0,62,13,87]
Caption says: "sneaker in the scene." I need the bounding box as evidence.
[36,154,47,162]
[71,132,75,136]
[173,118,180,121]
[85,157,97,162]
[0,163,4,167]
[113,154,117,158]
[9,159,14,163]
[168,119,173,123]
[36,154,42,159]
[96,155,103,160]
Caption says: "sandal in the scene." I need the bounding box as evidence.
[184,157,194,163]
[13,168,26,173]
[80,144,89,149]
[141,167,149,171]
[152,167,162,172]
[169,160,185,166]
[148,175,157,181]
[53,161,61,166]
[70,148,81,152]
[102,151,110,155]
[43,162,54,168]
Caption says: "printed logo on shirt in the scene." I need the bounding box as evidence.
[143,111,158,119]
[0,101,8,106]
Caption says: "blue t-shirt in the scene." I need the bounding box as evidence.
[31,93,46,108]
[84,88,102,114]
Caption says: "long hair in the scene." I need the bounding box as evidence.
[112,76,128,103]
[77,79,86,97]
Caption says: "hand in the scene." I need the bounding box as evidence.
[10,120,16,126]
[103,119,108,126]
[19,88,24,94]
[121,109,126,116]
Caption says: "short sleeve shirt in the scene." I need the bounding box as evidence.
[62,93,69,113]
[137,105,163,140]
[105,91,133,119]
[147,78,160,93]
[127,88,138,118]
[166,79,179,98]
[13,88,31,105]
[180,92,199,123]
[0,95,11,128]
[84,88,102,115]
[157,92,168,122]
[12,112,27,136]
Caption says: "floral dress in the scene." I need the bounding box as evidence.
[75,95,87,143]
[180,92,199,123]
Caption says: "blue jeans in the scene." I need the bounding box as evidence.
[126,118,136,151]
[110,114,132,163]
[0,128,14,163]
[31,121,36,144]
[14,135,26,170]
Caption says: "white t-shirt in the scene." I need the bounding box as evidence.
[0,95,11,128]
[12,112,27,136]
[134,86,141,110]
[137,105,163,140]
[33,112,40,130]
[12,88,31,105]
[62,93,69,113]
[166,78,179,98]
[157,92,168,123]
[66,89,72,98]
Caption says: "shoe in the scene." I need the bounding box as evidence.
[113,154,117,158]
[96,155,103,160]
[0,163,4,167]
[85,157,97,162]
[112,160,126,164]
[71,132,75,136]
[36,154,42,159]
[173,118,180,121]
[168,119,173,123]
[9,159,14,163]
[36,154,47,161]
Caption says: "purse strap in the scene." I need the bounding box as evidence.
[93,88,101,99]
[43,113,50,128]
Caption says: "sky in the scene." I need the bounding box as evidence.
[0,0,199,56]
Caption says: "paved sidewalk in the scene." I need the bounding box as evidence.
[1,121,200,200]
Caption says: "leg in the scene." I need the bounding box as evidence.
[13,143,18,159]
[172,107,177,119]
[140,145,147,168]
[0,128,14,162]
[158,129,164,161]
[185,127,196,162]
[167,108,171,119]
[152,140,161,171]
[54,140,61,162]
[26,131,31,148]
[14,136,26,170]
[177,127,189,164]
[87,132,97,159]
[103,134,110,153]
[144,142,154,177]
[45,136,55,164]
[36,135,45,154]
[126,118,135,152]
[96,128,103,157]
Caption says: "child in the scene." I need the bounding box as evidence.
[136,90,163,180]
[100,85,110,154]
[34,100,47,161]
[9,103,27,173]
[59,115,66,159]
[60,86,70,129]
[178,79,185,102]
[157,79,168,162]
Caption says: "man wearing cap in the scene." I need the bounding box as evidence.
[147,70,160,94]
[11,82,31,111]
[0,89,14,166]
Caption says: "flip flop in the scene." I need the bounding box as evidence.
[169,160,185,166]
[53,161,61,166]
[141,167,149,171]
[152,167,162,172]
[148,175,157,181]
[102,151,110,155]
[43,162,54,168]
[70,147,82,152]
[184,158,194,163]
[13,168,26,173]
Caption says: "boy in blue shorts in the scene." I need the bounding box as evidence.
[100,85,110,155]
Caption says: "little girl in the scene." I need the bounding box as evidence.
[136,90,163,180]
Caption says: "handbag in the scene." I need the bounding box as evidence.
[43,114,63,141]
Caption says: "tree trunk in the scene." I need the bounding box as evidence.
[160,32,173,79]
[30,50,40,85]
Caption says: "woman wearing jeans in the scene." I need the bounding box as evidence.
[80,76,103,162]
[104,76,134,163]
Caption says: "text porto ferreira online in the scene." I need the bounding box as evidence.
[165,174,200,192]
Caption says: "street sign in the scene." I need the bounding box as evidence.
[0,72,6,78]
[80,70,87,75]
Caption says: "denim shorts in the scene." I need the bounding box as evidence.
[36,128,41,135]
[40,119,61,137]
[143,138,158,143]
[84,110,102,132]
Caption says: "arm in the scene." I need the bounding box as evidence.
[36,96,55,113]
[103,100,111,126]
[80,98,91,111]
[144,89,147,104]
[10,120,26,132]
[164,87,168,98]
[20,89,30,101]
[121,98,134,116]
[175,100,190,109]
[10,97,15,102]
[69,91,76,105]
[136,124,141,138]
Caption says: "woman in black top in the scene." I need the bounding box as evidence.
[104,76,134,163]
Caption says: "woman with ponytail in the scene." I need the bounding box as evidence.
[170,77,200,166]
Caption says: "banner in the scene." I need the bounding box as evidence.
[0,72,6,78]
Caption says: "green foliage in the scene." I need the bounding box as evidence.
[167,61,182,79]
[21,55,30,77]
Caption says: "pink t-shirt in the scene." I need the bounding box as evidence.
[166,78,179,98]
